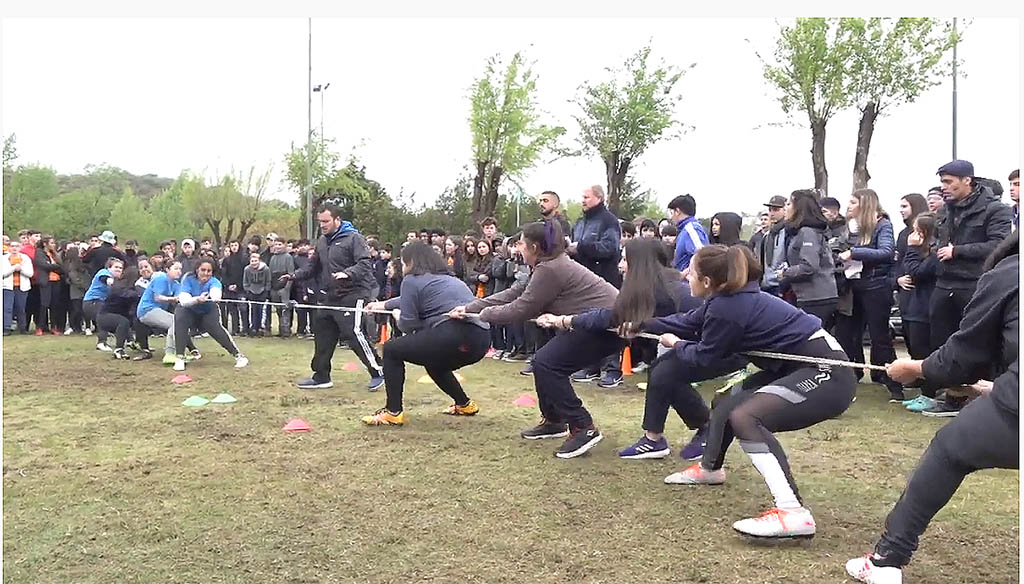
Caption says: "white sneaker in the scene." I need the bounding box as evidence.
[63,328,74,336]
[96,342,113,352]
[845,555,903,583]
[173,358,186,372]
[732,507,816,538]
[234,355,249,369]
[664,463,726,485]
[84,328,93,336]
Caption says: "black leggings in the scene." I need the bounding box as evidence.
[96,312,132,349]
[381,320,490,413]
[643,352,748,434]
[702,334,857,504]
[174,308,239,357]
[84,300,105,342]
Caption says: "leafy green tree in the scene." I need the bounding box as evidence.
[573,46,691,215]
[148,185,195,243]
[47,188,116,238]
[284,131,339,237]
[468,52,563,226]
[2,165,60,234]
[178,166,271,248]
[108,188,159,250]
[845,18,959,190]
[759,18,857,196]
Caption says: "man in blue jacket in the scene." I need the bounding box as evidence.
[668,194,708,274]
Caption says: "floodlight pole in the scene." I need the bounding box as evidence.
[305,17,314,241]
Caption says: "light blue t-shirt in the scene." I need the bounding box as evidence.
[137,272,180,319]
[83,269,114,302]
[180,274,222,314]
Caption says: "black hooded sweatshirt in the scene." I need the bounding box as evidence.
[710,212,743,246]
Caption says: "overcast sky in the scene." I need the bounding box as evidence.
[2,15,1020,219]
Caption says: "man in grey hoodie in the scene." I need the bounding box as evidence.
[267,236,295,337]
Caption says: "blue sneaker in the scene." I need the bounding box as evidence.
[297,378,333,390]
[368,376,385,392]
[597,372,624,388]
[618,436,670,459]
[570,370,600,383]
[907,395,937,413]
[680,426,708,461]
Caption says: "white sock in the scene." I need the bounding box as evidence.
[742,442,801,510]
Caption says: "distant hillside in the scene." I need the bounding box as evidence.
[55,165,175,201]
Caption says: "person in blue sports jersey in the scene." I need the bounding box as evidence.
[82,257,123,352]
[171,258,248,372]
[134,260,197,364]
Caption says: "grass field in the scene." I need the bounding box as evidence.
[2,334,1019,584]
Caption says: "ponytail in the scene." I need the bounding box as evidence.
[693,244,763,294]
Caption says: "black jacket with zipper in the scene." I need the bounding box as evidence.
[292,223,374,301]
[935,184,1013,289]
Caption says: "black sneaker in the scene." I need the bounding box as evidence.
[520,419,570,440]
[132,349,154,361]
[555,427,604,459]
[502,351,529,363]
[922,400,962,418]
[297,378,334,390]
[112,348,131,360]
[519,363,534,376]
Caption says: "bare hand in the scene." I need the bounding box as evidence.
[447,305,467,320]
[196,292,210,304]
[365,301,386,311]
[907,231,923,247]
[839,250,853,261]
[228,284,237,291]
[897,275,915,291]
[479,274,489,283]
[659,333,682,348]
[535,313,559,328]
[936,245,954,261]
[332,271,349,280]
[968,379,994,396]
[566,242,578,255]
[278,274,292,282]
[886,358,923,384]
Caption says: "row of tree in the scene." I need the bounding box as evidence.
[759,17,958,195]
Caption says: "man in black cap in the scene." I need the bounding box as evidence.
[756,195,788,297]
[924,159,1013,417]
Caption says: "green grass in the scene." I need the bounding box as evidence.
[3,334,1018,584]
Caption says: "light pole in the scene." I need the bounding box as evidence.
[305,17,314,241]
[952,17,958,160]
[313,82,330,149]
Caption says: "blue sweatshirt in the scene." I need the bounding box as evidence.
[83,269,114,302]
[137,272,180,319]
[673,216,709,271]
[384,272,489,334]
[642,281,823,373]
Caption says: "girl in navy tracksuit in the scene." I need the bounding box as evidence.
[900,213,940,406]
[632,245,856,539]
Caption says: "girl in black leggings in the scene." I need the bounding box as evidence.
[362,242,490,425]
[635,245,856,539]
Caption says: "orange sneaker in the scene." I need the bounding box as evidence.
[361,409,406,426]
[442,400,479,416]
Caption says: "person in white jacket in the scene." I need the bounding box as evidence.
[2,234,35,335]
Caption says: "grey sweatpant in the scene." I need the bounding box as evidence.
[140,308,175,354]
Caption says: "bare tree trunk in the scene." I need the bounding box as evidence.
[484,165,503,222]
[604,151,631,216]
[810,118,829,196]
[852,101,878,191]
[206,219,222,249]
[471,160,487,226]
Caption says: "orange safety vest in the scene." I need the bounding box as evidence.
[46,250,61,282]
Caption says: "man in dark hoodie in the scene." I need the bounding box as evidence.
[710,212,743,246]
[291,239,314,337]
[267,236,295,337]
[220,240,246,335]
[924,159,1013,416]
[285,204,384,391]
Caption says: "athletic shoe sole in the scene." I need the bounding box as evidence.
[555,433,604,459]
[922,410,959,418]
[619,449,671,460]
[570,376,599,383]
[521,430,570,440]
[297,382,334,389]
[597,380,624,388]
[732,527,815,540]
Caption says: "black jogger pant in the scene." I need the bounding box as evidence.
[642,352,748,434]
[310,295,383,382]
[836,284,900,389]
[798,298,837,333]
[174,307,239,357]
[381,320,490,413]
[37,285,63,331]
[67,298,84,333]
[96,312,132,349]
[875,373,1019,567]
[702,333,857,504]
[531,329,624,429]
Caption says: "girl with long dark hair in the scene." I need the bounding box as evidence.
[892,193,929,359]
[899,212,941,412]
[362,242,491,425]
[172,258,248,372]
[466,238,493,298]
[836,188,903,400]
[542,238,712,460]
[778,189,839,330]
[623,245,856,539]
[449,221,619,459]
[443,236,465,280]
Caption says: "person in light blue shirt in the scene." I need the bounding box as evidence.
[82,257,123,351]
[171,258,248,372]
[134,261,195,363]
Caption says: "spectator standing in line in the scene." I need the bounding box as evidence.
[63,241,91,335]
[267,236,296,337]
[756,196,788,297]
[242,252,271,337]
[2,234,34,334]
[220,240,246,335]
[667,194,707,275]
[33,235,65,335]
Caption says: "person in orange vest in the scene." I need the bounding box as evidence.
[3,234,35,334]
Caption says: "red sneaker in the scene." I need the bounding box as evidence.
[34,329,44,336]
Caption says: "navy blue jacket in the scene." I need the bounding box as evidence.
[571,202,621,287]
[641,282,823,373]
[849,217,895,289]
[572,277,701,332]
[901,245,938,323]
[935,184,1013,289]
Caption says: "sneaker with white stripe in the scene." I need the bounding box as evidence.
[618,435,671,459]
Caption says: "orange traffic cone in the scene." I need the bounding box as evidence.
[379,322,390,344]
[621,346,633,376]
